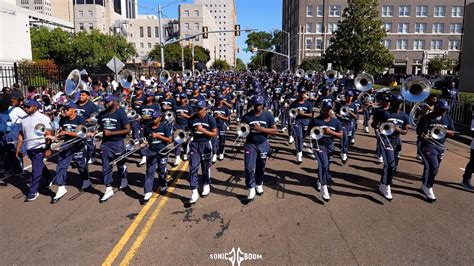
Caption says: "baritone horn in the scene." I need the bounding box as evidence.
[408,102,431,128]
[354,73,374,92]
[401,76,431,102]
[160,70,171,84]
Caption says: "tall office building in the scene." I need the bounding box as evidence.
[16,0,52,16]
[73,0,126,34]
[282,0,464,74]
[51,0,74,22]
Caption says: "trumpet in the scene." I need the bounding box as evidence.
[206,109,214,116]
[309,126,324,151]
[421,125,446,149]
[232,123,250,146]
[376,122,395,150]
[159,129,191,155]
[109,138,148,165]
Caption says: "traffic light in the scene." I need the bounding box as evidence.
[202,26,208,39]
[234,24,240,36]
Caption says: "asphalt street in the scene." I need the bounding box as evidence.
[0,120,472,265]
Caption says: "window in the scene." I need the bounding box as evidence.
[450,23,462,34]
[184,10,189,16]
[416,6,427,17]
[434,6,446,17]
[148,43,152,48]
[316,23,323,34]
[194,23,199,30]
[452,6,463,17]
[316,5,323,17]
[79,23,84,30]
[449,40,460,50]
[382,5,393,17]
[140,43,144,48]
[329,5,341,17]
[78,10,83,17]
[328,23,338,34]
[432,23,444,33]
[396,39,408,50]
[88,23,93,30]
[415,23,427,33]
[413,40,425,50]
[194,10,199,16]
[305,22,313,33]
[147,26,151,37]
[139,26,143,37]
[305,38,312,49]
[155,26,159,37]
[399,6,410,17]
[431,40,442,50]
[383,23,392,33]
[383,39,392,49]
[327,39,333,47]
[316,38,322,50]
[184,23,189,30]
[88,10,93,17]
[306,5,313,17]
[397,23,409,33]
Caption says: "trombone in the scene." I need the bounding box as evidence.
[376,122,395,150]
[158,129,191,155]
[109,137,148,165]
[309,126,324,151]
[232,123,250,147]
[421,125,446,149]
[164,111,175,123]
[8,123,47,144]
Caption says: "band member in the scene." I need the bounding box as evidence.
[415,93,438,160]
[174,92,193,166]
[142,110,172,204]
[76,89,99,164]
[138,91,161,166]
[97,95,131,202]
[416,100,455,201]
[371,94,391,164]
[308,101,343,201]
[187,97,218,204]
[211,93,231,162]
[130,86,146,165]
[289,86,313,164]
[3,91,27,175]
[362,88,376,133]
[371,94,409,200]
[336,90,359,164]
[461,116,473,191]
[241,95,277,200]
[16,99,53,202]
[52,102,91,203]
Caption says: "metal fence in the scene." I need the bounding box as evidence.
[404,100,473,127]
[0,63,64,95]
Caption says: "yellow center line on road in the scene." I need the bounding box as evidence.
[102,162,187,266]
[119,161,189,266]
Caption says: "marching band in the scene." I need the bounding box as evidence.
[0,68,472,206]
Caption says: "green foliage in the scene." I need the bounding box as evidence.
[148,43,210,70]
[212,59,231,71]
[322,0,394,74]
[245,31,279,70]
[299,57,323,71]
[30,27,136,68]
[235,58,247,71]
[27,76,49,87]
[428,56,457,75]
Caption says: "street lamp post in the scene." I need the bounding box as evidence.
[281,29,291,71]
[158,0,186,70]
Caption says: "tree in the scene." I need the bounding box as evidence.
[212,59,230,71]
[148,43,210,70]
[30,27,72,67]
[245,31,274,70]
[235,58,247,71]
[299,57,323,71]
[322,0,394,74]
[428,56,457,75]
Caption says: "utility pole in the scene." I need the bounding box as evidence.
[282,29,291,71]
[181,42,185,72]
[191,40,195,72]
[157,5,165,70]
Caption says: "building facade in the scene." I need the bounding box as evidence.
[73,0,126,34]
[51,0,74,22]
[16,0,52,16]
[459,0,473,92]
[179,0,236,67]
[282,0,464,74]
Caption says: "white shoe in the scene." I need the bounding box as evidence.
[247,187,256,200]
[296,151,303,163]
[53,186,68,201]
[350,139,355,144]
[316,180,321,191]
[119,178,128,190]
[379,184,393,200]
[81,179,92,190]
[88,157,97,164]
[183,154,188,161]
[364,127,369,133]
[256,185,264,194]
[101,186,114,202]
[321,185,330,201]
[212,154,217,163]
[138,156,147,166]
[218,153,224,160]
[202,184,210,196]
[341,153,348,163]
[143,192,153,201]
[421,185,436,201]
[174,156,182,166]
[289,136,295,144]
[378,156,383,164]
[189,189,199,204]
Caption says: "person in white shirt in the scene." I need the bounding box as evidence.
[16,99,54,202]
[461,116,474,191]
[4,91,27,175]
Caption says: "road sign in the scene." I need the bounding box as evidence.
[107,56,125,73]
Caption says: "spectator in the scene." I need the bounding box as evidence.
[441,82,459,102]
[26,86,37,100]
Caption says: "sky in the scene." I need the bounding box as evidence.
[137,0,282,63]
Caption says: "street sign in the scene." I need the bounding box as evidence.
[107,56,125,73]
